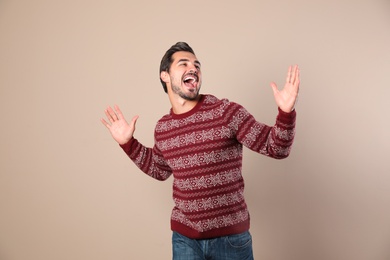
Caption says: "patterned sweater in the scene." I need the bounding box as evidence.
[120,94,296,239]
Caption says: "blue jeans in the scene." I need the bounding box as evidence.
[172,231,254,260]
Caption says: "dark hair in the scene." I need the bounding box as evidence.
[159,42,195,93]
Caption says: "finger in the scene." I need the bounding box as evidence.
[270,82,278,95]
[129,115,139,129]
[106,106,118,122]
[286,65,292,83]
[290,65,297,85]
[100,118,110,129]
[292,65,299,85]
[104,108,114,123]
[293,65,300,89]
[114,105,125,120]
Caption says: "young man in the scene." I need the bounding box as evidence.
[101,42,300,259]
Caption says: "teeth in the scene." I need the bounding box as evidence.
[184,75,197,83]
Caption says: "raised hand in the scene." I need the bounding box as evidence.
[270,65,300,113]
[101,105,139,145]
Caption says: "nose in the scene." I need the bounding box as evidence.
[188,62,199,74]
[189,66,198,74]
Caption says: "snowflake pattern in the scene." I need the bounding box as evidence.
[171,208,249,232]
[174,190,244,213]
[127,94,296,235]
[166,147,241,170]
[174,169,242,191]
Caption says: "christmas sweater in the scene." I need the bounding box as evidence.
[120,94,296,239]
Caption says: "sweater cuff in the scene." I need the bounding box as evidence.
[277,107,296,123]
[119,137,135,153]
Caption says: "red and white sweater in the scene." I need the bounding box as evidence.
[120,94,296,239]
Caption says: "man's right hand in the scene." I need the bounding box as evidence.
[101,105,138,145]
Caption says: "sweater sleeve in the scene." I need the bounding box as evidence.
[120,137,173,180]
[230,104,296,159]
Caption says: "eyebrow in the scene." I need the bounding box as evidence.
[177,58,201,67]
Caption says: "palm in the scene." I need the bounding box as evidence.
[271,65,300,113]
[101,105,138,145]
[109,119,133,143]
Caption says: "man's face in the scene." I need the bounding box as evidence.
[164,51,202,101]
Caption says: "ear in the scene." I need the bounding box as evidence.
[160,71,170,83]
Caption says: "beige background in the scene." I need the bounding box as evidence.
[0,0,389,259]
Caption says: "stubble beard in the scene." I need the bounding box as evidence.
[171,83,200,101]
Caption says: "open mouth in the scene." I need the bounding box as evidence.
[183,73,198,89]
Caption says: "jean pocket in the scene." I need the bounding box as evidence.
[226,231,252,248]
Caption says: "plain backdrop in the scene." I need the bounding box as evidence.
[0,0,389,259]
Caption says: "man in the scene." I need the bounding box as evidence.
[101,42,300,259]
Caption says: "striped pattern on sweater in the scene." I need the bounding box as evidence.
[121,94,296,239]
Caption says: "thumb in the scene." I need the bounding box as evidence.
[270,82,278,95]
[130,115,139,129]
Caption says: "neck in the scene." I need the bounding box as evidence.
[169,94,201,115]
